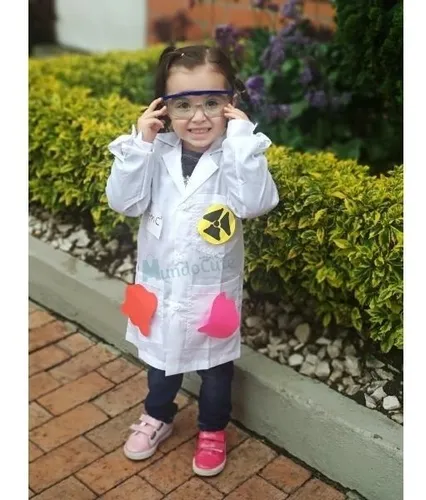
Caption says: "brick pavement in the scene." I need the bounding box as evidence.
[29,300,348,499]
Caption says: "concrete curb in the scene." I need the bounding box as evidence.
[29,235,403,500]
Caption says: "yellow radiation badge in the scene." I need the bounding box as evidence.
[197,204,236,245]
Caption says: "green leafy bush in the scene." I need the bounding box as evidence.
[333,0,403,108]
[29,58,403,353]
[244,147,403,352]
[29,45,165,104]
[29,74,141,238]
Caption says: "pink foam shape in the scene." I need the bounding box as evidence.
[198,292,240,339]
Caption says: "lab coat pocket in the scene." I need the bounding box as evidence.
[187,194,238,259]
[185,274,242,349]
[125,270,165,346]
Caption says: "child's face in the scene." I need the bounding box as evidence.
[165,64,231,153]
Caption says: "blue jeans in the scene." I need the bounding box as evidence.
[144,361,234,432]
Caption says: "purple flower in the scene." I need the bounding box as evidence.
[261,35,285,70]
[280,0,303,21]
[306,89,328,109]
[245,75,265,107]
[246,75,265,93]
[279,21,296,37]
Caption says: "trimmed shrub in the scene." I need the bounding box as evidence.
[29,45,165,104]
[244,147,402,352]
[29,75,141,238]
[29,62,403,353]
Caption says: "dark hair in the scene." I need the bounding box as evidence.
[154,44,251,130]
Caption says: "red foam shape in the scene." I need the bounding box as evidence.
[121,284,158,337]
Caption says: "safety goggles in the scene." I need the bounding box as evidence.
[162,90,233,120]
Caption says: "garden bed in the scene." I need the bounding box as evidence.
[29,204,403,425]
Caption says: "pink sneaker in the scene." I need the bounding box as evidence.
[123,414,173,460]
[192,430,227,477]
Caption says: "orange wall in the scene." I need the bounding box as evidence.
[146,0,335,45]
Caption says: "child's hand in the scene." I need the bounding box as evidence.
[223,104,249,121]
[136,97,168,143]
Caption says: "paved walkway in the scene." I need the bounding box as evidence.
[29,300,348,499]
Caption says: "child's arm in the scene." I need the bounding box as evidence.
[105,126,155,217]
[106,98,167,217]
[221,119,279,219]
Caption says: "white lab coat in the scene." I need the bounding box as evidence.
[106,119,279,375]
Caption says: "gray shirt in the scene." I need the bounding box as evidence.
[181,147,203,185]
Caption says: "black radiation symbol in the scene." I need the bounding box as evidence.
[197,205,236,245]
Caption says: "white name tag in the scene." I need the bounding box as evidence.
[145,207,163,239]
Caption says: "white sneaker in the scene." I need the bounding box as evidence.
[123,413,173,460]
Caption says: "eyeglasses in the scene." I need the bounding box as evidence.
[162,90,233,120]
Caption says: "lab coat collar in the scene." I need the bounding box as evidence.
[159,132,225,201]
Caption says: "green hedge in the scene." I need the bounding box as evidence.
[29,52,403,353]
[29,46,164,105]
[244,148,402,353]
[29,74,141,237]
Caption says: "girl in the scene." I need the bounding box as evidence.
[105,44,279,477]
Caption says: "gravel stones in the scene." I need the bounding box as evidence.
[327,343,341,359]
[315,361,331,379]
[299,361,316,377]
[365,356,385,369]
[294,323,311,344]
[344,356,362,377]
[245,315,263,329]
[288,353,304,367]
[116,259,134,274]
[105,239,120,254]
[364,394,377,409]
[69,229,91,248]
[316,337,331,346]
[391,413,403,425]
[383,395,401,411]
[329,370,343,383]
[371,386,387,402]
[277,313,289,330]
